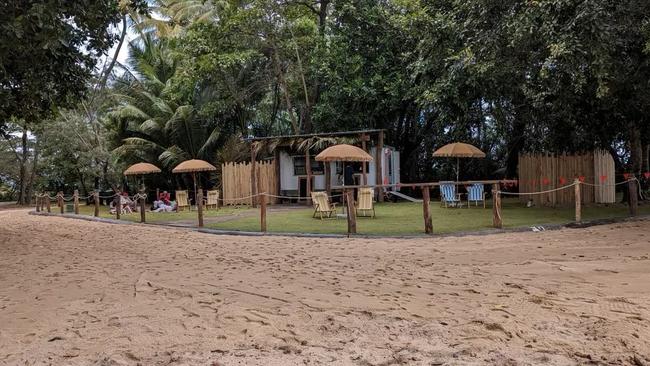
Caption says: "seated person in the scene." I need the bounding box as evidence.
[154,200,176,212]
[153,191,171,210]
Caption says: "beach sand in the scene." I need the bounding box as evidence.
[0,209,649,365]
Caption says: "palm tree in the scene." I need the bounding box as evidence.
[110,35,221,173]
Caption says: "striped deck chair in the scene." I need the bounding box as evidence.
[175,190,190,211]
[467,183,486,208]
[206,190,220,210]
[440,182,462,208]
[356,187,376,218]
[311,191,337,219]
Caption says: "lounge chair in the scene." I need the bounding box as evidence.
[440,182,462,208]
[356,187,376,218]
[175,190,190,211]
[467,183,486,208]
[311,191,337,219]
[206,190,219,210]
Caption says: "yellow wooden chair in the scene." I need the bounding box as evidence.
[206,190,220,210]
[311,191,337,219]
[356,187,376,218]
[175,190,190,211]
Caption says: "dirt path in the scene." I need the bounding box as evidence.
[0,210,649,365]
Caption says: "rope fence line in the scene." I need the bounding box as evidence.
[33,177,645,236]
[499,182,577,196]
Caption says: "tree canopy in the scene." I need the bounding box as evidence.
[1,0,649,201]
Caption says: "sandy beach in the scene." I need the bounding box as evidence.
[0,209,649,365]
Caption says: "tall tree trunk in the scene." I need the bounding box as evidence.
[629,124,642,174]
[25,139,39,203]
[17,129,28,205]
[98,16,128,92]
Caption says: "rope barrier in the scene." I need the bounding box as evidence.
[579,178,636,187]
[499,182,577,196]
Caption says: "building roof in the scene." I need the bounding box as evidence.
[245,129,385,142]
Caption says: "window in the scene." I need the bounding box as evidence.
[293,157,324,175]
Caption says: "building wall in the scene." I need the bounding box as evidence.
[278,146,399,192]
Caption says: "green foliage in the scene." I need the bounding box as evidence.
[0,0,148,127]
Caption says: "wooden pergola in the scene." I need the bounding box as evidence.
[247,129,386,206]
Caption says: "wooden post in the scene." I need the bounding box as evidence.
[422,186,433,234]
[46,194,51,213]
[628,179,638,216]
[492,183,502,228]
[574,179,581,223]
[114,195,121,220]
[376,131,384,202]
[58,192,64,214]
[274,149,281,201]
[361,133,368,185]
[197,188,204,227]
[260,193,267,232]
[73,190,79,214]
[305,149,312,204]
[94,191,99,217]
[251,145,257,208]
[346,189,357,235]
[325,162,332,197]
[35,195,41,212]
[139,190,146,223]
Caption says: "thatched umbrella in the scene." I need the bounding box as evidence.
[172,159,217,204]
[432,142,486,181]
[124,163,161,189]
[316,144,374,217]
[315,144,374,163]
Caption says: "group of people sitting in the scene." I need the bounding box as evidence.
[152,191,176,212]
[108,191,177,214]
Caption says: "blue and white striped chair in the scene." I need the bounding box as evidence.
[467,183,486,208]
[440,182,462,208]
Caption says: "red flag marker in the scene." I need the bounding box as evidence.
[578,176,585,183]
[559,177,567,185]
[600,175,607,183]
[623,173,631,180]
[542,177,550,185]
[644,172,650,179]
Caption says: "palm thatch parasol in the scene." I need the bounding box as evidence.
[124,163,162,176]
[172,159,217,204]
[315,144,373,162]
[432,142,486,181]
[124,163,161,190]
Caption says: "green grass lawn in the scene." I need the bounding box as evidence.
[73,204,252,223]
[208,199,650,235]
[58,198,648,236]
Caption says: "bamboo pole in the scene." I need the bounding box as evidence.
[492,183,502,229]
[94,191,99,217]
[250,146,257,207]
[35,195,40,212]
[422,187,433,234]
[114,195,121,220]
[345,189,357,235]
[376,131,384,202]
[628,179,638,216]
[73,190,79,215]
[58,192,64,214]
[574,179,581,223]
[139,189,146,223]
[197,188,204,227]
[260,193,267,232]
[46,194,51,213]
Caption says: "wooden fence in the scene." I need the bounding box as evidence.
[222,161,278,205]
[518,150,615,206]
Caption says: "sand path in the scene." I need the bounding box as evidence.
[0,210,649,365]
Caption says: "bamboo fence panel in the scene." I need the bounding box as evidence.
[222,161,278,205]
[518,150,613,206]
